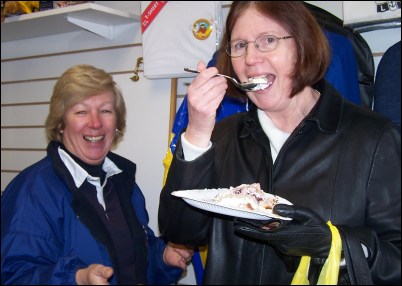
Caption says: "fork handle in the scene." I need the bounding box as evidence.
[184,67,199,74]
[184,67,228,79]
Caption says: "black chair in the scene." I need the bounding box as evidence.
[373,41,401,126]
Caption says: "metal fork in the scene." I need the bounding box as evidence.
[184,67,261,91]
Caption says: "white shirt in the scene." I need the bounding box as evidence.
[58,147,122,210]
[182,109,290,163]
[257,109,290,163]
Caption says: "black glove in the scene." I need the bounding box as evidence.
[234,204,332,258]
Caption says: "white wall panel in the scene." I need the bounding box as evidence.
[112,74,172,232]
[1,81,55,104]
[1,129,47,149]
[1,173,18,193]
[1,105,49,126]
[361,28,401,53]
[1,23,142,60]
[1,47,143,82]
[1,151,47,170]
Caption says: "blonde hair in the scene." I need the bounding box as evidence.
[45,64,126,148]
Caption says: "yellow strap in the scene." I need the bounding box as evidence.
[291,221,342,285]
[317,222,341,284]
[291,256,311,285]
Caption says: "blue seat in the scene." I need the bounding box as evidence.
[373,41,401,126]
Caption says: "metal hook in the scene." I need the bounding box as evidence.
[130,57,144,81]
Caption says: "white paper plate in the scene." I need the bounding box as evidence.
[172,188,292,220]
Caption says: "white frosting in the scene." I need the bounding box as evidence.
[253,83,270,91]
[213,183,278,212]
[248,76,268,84]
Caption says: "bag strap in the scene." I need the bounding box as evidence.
[337,226,373,285]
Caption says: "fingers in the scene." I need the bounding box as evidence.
[169,242,195,261]
[164,243,195,270]
[292,207,324,224]
[76,264,113,285]
[189,68,227,93]
[174,251,192,271]
[196,61,207,72]
[274,204,324,224]
[188,62,227,102]
[188,74,227,110]
[273,204,295,217]
[178,252,193,270]
[185,256,193,264]
[185,64,227,146]
[101,266,113,279]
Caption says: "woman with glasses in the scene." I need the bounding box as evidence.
[159,2,400,285]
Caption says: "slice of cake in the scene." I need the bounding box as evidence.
[213,183,278,212]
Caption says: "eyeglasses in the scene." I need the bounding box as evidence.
[225,34,293,58]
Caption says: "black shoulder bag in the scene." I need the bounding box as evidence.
[337,226,373,285]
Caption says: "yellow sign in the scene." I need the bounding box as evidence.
[192,18,212,40]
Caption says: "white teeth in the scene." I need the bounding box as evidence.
[84,135,104,143]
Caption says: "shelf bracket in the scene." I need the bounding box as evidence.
[66,16,114,40]
[131,57,144,81]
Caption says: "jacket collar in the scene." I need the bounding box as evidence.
[241,79,343,137]
[308,79,343,133]
[58,147,122,189]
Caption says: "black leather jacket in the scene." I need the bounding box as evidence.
[159,80,401,285]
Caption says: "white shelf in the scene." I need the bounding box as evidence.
[1,3,140,42]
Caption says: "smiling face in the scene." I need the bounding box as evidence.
[61,91,117,165]
[230,7,297,112]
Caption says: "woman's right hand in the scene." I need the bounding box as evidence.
[185,61,228,148]
[76,264,114,285]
